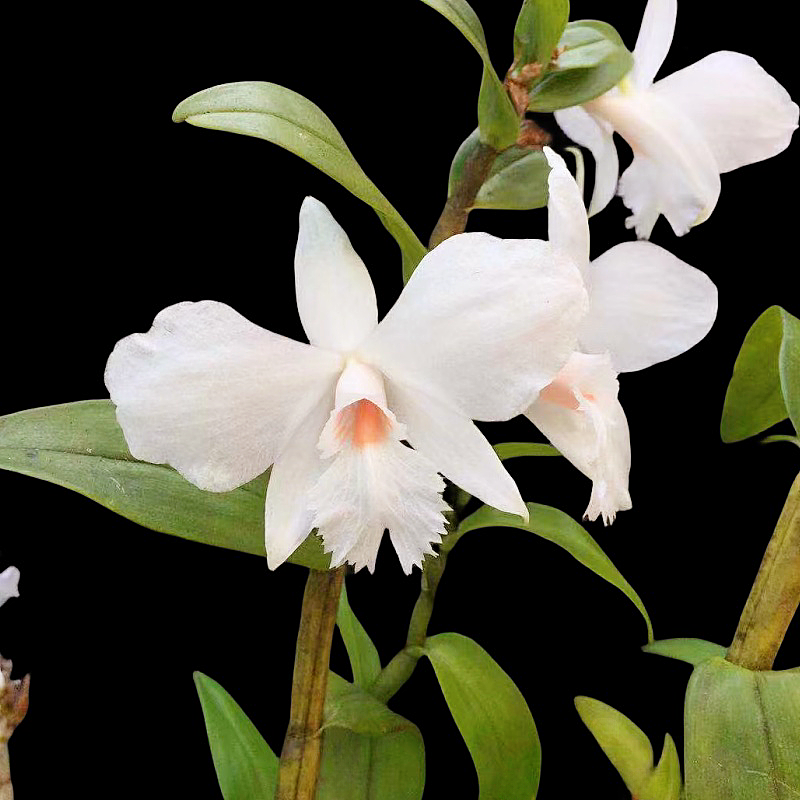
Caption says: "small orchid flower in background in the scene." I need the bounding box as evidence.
[105,198,588,573]
[524,148,718,523]
[0,567,19,608]
[555,0,798,239]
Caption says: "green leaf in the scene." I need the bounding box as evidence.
[172,81,426,282]
[721,306,800,442]
[337,582,382,688]
[642,638,728,666]
[762,434,800,448]
[576,697,681,800]
[318,673,425,800]
[193,672,278,800]
[528,21,633,112]
[0,400,330,569]
[514,0,570,71]
[493,441,561,459]
[685,658,800,800]
[424,633,541,800]
[420,0,519,149]
[453,503,653,640]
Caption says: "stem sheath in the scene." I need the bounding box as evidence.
[275,567,345,800]
[727,471,800,670]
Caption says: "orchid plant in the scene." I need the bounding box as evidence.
[1,1,798,799]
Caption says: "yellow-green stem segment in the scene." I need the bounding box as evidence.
[275,567,346,800]
[727,471,800,670]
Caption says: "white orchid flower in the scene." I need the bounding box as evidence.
[0,567,20,608]
[555,0,798,238]
[524,149,718,523]
[106,198,587,573]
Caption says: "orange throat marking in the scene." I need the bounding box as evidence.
[336,399,392,448]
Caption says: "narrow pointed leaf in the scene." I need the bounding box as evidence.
[420,0,519,149]
[337,583,381,688]
[640,735,682,800]
[721,306,800,441]
[685,658,800,799]
[762,434,800,448]
[493,441,561,459]
[575,697,654,795]
[172,82,426,281]
[424,633,541,800]
[193,672,278,800]
[528,21,633,112]
[318,673,425,800]
[642,638,728,666]
[455,503,652,640]
[514,0,570,71]
[0,400,330,569]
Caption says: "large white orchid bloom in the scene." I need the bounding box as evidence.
[555,0,798,238]
[106,198,588,573]
[0,567,20,608]
[525,149,718,523]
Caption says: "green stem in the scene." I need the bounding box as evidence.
[727,471,800,671]
[275,567,345,800]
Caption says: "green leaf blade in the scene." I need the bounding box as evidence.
[173,81,426,280]
[319,673,425,800]
[424,633,541,800]
[528,20,633,112]
[337,583,382,688]
[514,0,570,71]
[721,306,800,442]
[420,0,519,149]
[493,441,561,459]
[193,672,278,800]
[0,400,330,569]
[455,503,652,640]
[642,638,728,666]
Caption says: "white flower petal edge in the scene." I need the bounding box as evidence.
[545,148,590,275]
[107,198,586,573]
[0,566,20,607]
[361,232,588,421]
[525,353,631,524]
[295,197,378,352]
[105,300,343,492]
[555,0,798,237]
[553,106,618,218]
[580,241,718,372]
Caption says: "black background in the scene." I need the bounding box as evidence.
[2,1,798,797]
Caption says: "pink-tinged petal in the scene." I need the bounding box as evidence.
[0,566,20,607]
[580,241,717,372]
[361,232,588,421]
[105,301,343,492]
[654,51,798,173]
[554,105,619,217]
[544,147,591,276]
[295,197,378,352]
[386,379,528,521]
[632,0,677,88]
[308,363,448,574]
[589,90,720,237]
[264,389,335,570]
[525,353,631,524]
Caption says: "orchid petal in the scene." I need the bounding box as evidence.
[654,52,799,173]
[361,232,588,421]
[592,91,720,237]
[295,197,378,352]
[105,301,342,492]
[554,106,619,217]
[386,379,528,521]
[0,566,20,607]
[580,241,717,372]
[525,353,631,524]
[544,147,591,275]
[631,0,677,89]
[264,389,335,569]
